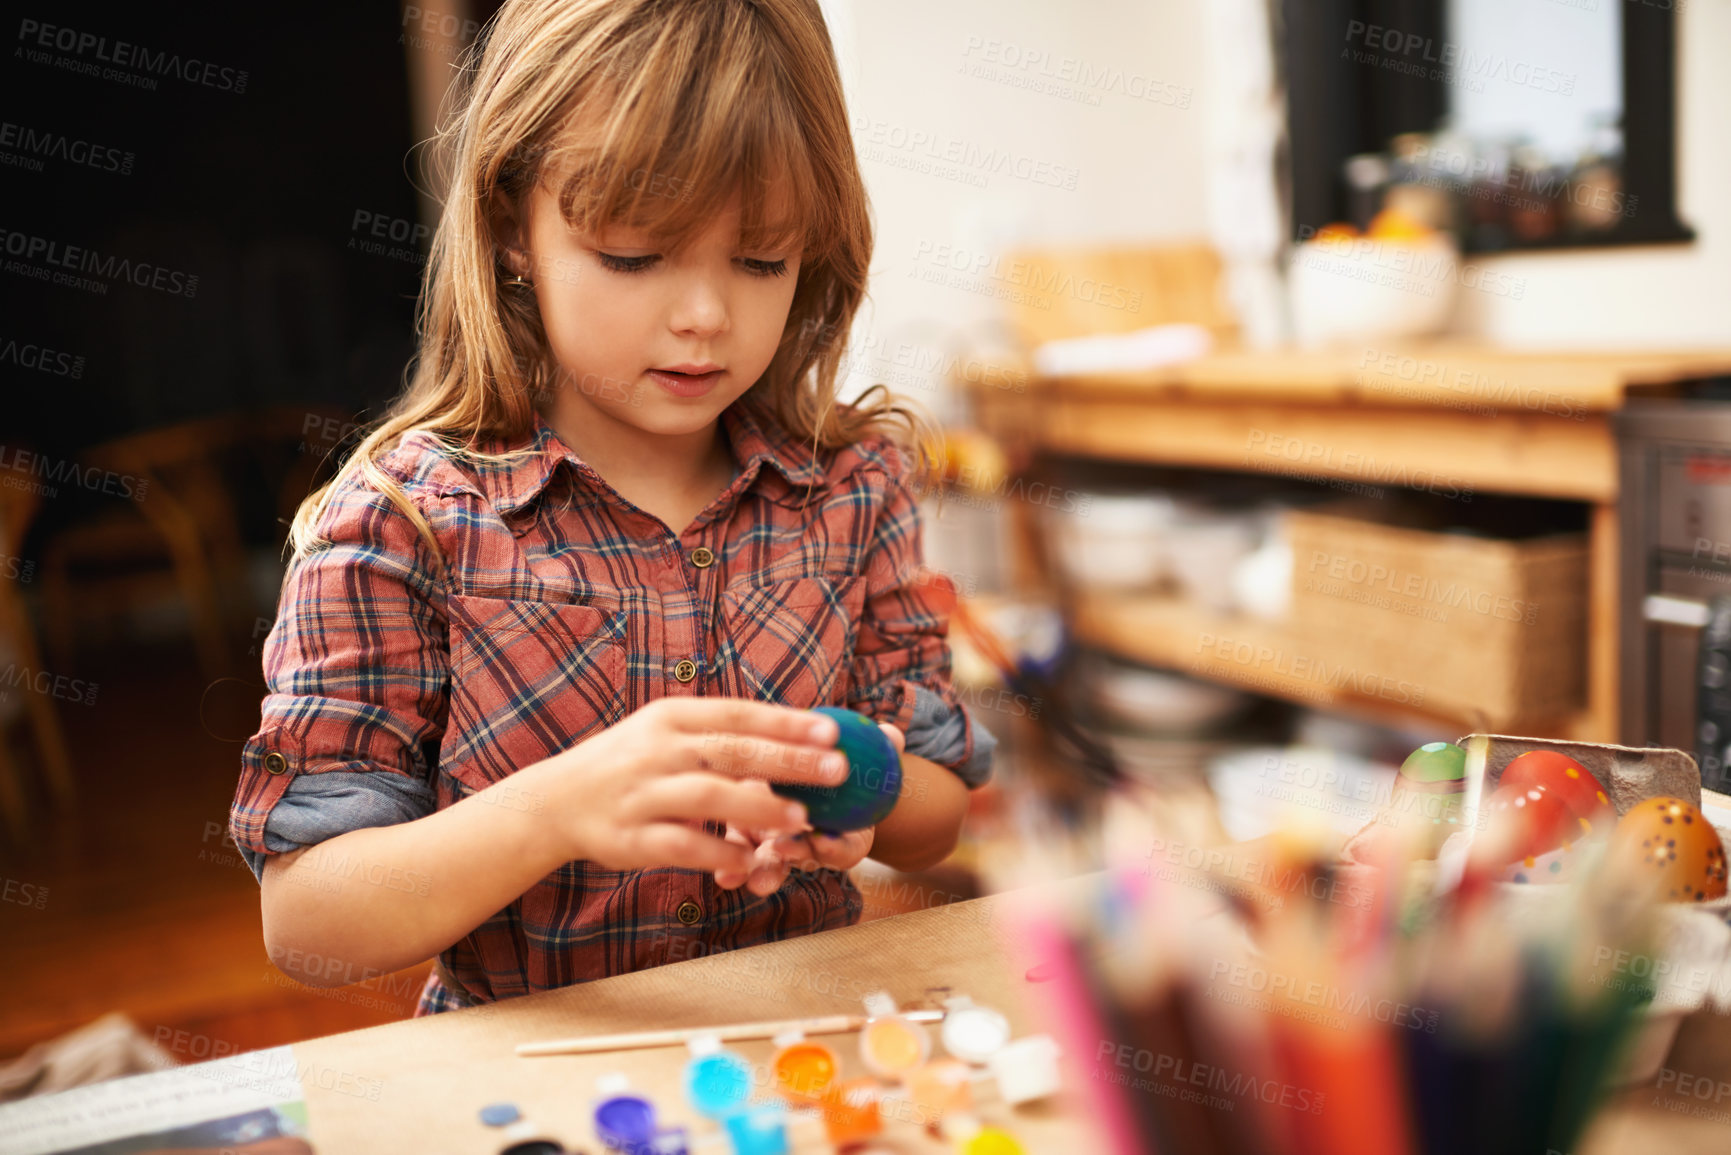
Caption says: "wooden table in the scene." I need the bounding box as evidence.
[289,892,1089,1152]
[7,885,1730,1152]
[969,343,1731,742]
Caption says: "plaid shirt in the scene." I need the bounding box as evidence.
[229,401,990,1015]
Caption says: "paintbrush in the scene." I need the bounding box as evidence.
[516,1009,944,1056]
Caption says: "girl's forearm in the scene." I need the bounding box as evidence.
[869,752,969,873]
[260,761,569,986]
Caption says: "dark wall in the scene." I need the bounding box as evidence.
[1,2,426,459]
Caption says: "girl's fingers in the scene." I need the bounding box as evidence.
[878,722,906,754]
[714,824,758,889]
[631,823,757,876]
[624,773,809,831]
[674,732,846,789]
[658,697,840,746]
[747,837,792,896]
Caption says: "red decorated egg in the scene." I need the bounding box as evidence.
[1606,797,1729,903]
[1482,777,1579,867]
[1499,751,1613,834]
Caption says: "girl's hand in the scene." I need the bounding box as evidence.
[517,698,847,877]
[714,722,904,896]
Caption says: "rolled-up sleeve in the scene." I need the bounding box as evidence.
[229,474,451,881]
[844,456,996,788]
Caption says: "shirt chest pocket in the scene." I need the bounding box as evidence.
[718,576,865,708]
[441,593,628,793]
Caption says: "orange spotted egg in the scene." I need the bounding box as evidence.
[1606,797,1729,903]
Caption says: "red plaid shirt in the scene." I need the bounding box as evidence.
[230,401,988,1014]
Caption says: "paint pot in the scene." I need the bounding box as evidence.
[859,991,931,1079]
[770,1034,840,1104]
[723,1103,790,1155]
[986,1035,1061,1105]
[594,1074,658,1153]
[940,998,1012,1064]
[685,1035,753,1119]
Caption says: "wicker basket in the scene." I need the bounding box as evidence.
[1285,501,1588,728]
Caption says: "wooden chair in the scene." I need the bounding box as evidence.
[997,241,1237,351]
[0,480,75,840]
[37,415,253,688]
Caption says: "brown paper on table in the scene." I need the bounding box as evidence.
[287,891,1091,1153]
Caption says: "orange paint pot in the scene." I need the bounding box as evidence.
[859,1014,931,1079]
[771,1039,839,1104]
[819,1077,883,1146]
[904,1057,973,1128]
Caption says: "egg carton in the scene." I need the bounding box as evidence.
[1339,734,1731,1083]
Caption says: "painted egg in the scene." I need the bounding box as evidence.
[1400,741,1467,785]
[1606,797,1730,903]
[1500,751,1613,834]
[1503,841,1584,885]
[1482,778,1580,866]
[1392,742,1469,852]
[772,707,901,834]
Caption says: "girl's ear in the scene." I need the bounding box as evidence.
[488,195,532,279]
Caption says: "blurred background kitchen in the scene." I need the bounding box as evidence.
[4,0,1731,1093]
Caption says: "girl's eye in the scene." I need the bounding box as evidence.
[596,251,658,273]
[740,258,789,278]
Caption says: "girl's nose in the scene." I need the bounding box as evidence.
[670,273,729,338]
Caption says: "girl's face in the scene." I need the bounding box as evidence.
[513,176,803,440]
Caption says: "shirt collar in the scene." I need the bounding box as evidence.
[477,400,826,518]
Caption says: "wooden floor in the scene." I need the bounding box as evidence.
[0,636,956,1064]
[0,637,430,1062]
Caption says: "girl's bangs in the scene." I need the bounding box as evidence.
[541,18,826,259]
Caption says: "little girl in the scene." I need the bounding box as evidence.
[228,0,994,1015]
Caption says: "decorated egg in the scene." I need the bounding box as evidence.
[1392,742,1468,854]
[1605,797,1729,903]
[772,707,901,834]
[1499,751,1613,835]
[1482,776,1578,867]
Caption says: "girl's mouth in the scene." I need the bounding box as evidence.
[647,367,724,398]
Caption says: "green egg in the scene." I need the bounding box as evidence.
[771,707,902,834]
[1399,741,1467,785]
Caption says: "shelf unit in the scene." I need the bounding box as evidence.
[966,342,1731,742]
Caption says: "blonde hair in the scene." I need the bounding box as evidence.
[288,0,935,576]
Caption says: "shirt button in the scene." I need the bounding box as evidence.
[690,546,716,569]
[262,751,289,776]
[673,659,698,683]
[676,900,703,925]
